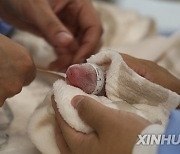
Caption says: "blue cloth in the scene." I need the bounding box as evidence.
[0,20,13,36]
[158,110,180,154]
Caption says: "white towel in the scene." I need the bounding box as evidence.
[28,49,180,154]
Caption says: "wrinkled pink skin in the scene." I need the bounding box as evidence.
[66,63,105,95]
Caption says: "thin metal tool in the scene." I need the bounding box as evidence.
[37,68,66,79]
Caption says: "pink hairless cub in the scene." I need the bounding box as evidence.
[66,63,105,95]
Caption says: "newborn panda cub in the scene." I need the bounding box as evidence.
[66,63,106,95]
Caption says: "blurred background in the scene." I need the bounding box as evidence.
[98,0,180,35]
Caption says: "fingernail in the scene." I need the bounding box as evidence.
[71,96,84,108]
[56,32,73,45]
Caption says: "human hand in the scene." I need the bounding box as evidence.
[52,95,150,154]
[121,54,180,95]
[0,0,102,71]
[0,34,36,106]
[48,0,102,71]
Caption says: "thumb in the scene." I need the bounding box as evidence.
[31,1,73,47]
[71,95,110,133]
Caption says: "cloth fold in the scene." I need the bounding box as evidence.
[87,49,180,111]
[28,49,180,154]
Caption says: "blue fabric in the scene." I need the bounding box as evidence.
[158,110,180,154]
[0,20,13,36]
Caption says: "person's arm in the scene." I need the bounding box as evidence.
[0,34,35,106]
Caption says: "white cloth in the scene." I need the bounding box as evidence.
[6,2,179,154]
[94,1,156,47]
[28,49,180,154]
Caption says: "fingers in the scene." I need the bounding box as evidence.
[52,97,97,152]
[120,53,148,77]
[31,0,73,47]
[72,2,102,63]
[120,53,138,68]
[73,26,102,63]
[71,95,110,134]
[48,52,73,71]
[56,40,79,54]
[52,97,78,148]
[55,122,71,154]
[22,55,36,85]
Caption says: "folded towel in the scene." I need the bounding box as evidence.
[28,49,180,154]
[87,49,179,110]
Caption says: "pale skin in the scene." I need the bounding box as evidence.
[53,54,180,154]
[0,0,102,71]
